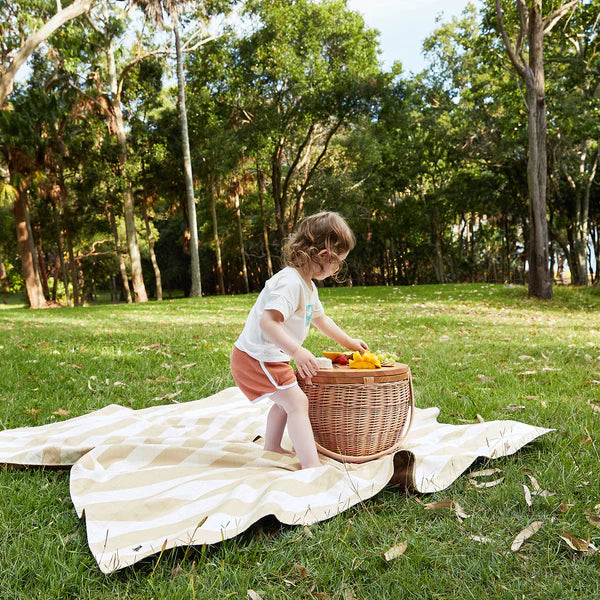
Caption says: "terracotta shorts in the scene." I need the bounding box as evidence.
[230,346,298,402]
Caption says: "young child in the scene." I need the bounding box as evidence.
[230,212,368,469]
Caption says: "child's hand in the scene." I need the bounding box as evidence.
[346,338,368,354]
[292,347,319,380]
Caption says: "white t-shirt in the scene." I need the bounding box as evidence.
[234,267,325,362]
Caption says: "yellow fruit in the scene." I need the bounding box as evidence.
[349,350,381,369]
[323,351,345,360]
[349,361,377,369]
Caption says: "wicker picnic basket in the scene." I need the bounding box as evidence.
[297,363,414,463]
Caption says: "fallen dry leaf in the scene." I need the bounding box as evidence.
[303,525,314,539]
[587,400,600,414]
[382,541,408,561]
[523,484,532,506]
[52,408,70,417]
[524,472,542,493]
[424,499,470,521]
[468,468,505,488]
[24,408,41,419]
[294,564,308,579]
[560,531,598,555]
[469,535,492,543]
[247,591,264,600]
[151,390,182,403]
[511,521,543,552]
[470,468,502,478]
[558,503,571,513]
[503,405,526,411]
[584,511,600,528]
[518,355,535,361]
[342,588,358,600]
[470,477,505,488]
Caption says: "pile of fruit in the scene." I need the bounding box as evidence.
[322,350,399,369]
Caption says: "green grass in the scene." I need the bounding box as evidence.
[1,283,599,599]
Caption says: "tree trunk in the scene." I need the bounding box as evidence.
[0,0,93,107]
[570,141,596,286]
[13,191,45,308]
[142,199,162,301]
[494,0,580,298]
[173,15,202,298]
[106,37,148,303]
[209,173,225,294]
[52,202,71,306]
[430,204,445,284]
[0,254,9,292]
[524,5,552,299]
[271,140,287,247]
[107,204,132,304]
[24,204,46,302]
[64,218,80,307]
[233,190,250,294]
[257,166,273,279]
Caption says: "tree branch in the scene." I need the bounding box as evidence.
[494,0,528,79]
[0,0,94,107]
[281,123,316,204]
[543,0,580,35]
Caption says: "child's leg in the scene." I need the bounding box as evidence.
[270,385,320,469]
[263,403,292,454]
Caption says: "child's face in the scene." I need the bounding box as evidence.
[311,250,349,281]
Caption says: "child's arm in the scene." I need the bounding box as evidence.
[311,315,368,353]
[260,309,319,379]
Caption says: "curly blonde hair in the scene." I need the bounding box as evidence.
[282,212,356,282]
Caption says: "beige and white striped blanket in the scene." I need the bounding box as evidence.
[0,387,552,573]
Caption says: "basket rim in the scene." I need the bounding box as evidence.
[297,362,410,384]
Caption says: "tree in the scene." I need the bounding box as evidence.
[494,0,580,299]
[0,0,95,108]
[234,0,381,246]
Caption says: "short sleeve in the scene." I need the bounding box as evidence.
[263,273,301,320]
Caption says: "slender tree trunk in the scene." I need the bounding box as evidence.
[0,254,9,293]
[52,202,71,306]
[257,166,273,279]
[107,204,132,304]
[271,140,287,246]
[24,204,46,302]
[142,199,162,301]
[64,218,80,307]
[524,7,552,298]
[36,237,50,299]
[570,142,596,285]
[233,190,250,294]
[13,192,45,308]
[209,173,225,295]
[105,37,148,303]
[430,204,445,284]
[173,15,201,298]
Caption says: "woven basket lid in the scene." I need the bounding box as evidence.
[298,363,410,384]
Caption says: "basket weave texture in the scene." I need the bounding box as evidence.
[298,364,414,463]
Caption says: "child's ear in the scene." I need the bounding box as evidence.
[318,249,329,258]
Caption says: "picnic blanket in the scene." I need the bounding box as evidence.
[0,387,552,573]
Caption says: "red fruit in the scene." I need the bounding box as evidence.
[333,354,349,365]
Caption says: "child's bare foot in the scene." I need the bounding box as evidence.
[264,444,294,456]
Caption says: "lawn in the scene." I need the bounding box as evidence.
[1,283,599,599]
